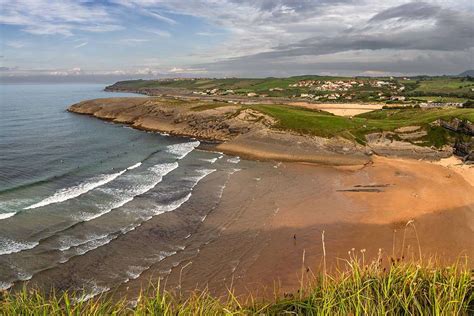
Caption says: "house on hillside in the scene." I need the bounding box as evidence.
[420,102,463,108]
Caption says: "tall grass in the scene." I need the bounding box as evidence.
[1,257,472,315]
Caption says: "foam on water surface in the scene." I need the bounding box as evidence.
[24,161,143,210]
[166,141,200,159]
[0,236,39,256]
[0,212,16,220]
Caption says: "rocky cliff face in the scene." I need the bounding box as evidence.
[68,97,470,164]
[440,118,474,163]
[439,118,474,136]
[68,97,275,142]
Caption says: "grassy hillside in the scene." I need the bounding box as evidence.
[412,77,474,95]
[106,76,474,102]
[252,105,474,147]
[1,259,472,315]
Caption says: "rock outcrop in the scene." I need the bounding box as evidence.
[69,97,468,165]
[438,118,474,163]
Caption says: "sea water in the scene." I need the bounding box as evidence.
[0,84,239,292]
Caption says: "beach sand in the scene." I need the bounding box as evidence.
[21,153,473,300]
[109,155,473,299]
[288,102,383,116]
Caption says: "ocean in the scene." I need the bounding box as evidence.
[0,84,241,295]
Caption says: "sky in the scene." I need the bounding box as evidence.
[0,0,473,82]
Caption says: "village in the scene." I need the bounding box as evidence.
[189,79,467,108]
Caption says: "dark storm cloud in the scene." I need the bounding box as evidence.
[199,50,473,77]
[199,1,474,75]
[369,2,441,22]
[230,0,352,12]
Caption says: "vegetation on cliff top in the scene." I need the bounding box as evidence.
[1,258,472,315]
[252,105,474,147]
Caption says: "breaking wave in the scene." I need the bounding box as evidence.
[24,162,143,210]
[166,141,200,159]
[0,236,39,256]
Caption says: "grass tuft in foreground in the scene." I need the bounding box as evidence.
[1,257,472,315]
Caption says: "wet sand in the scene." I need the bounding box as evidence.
[20,153,473,300]
[113,155,473,299]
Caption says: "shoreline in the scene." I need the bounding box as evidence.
[63,96,474,299]
[68,97,459,166]
[68,98,372,166]
[21,155,473,299]
[6,94,471,301]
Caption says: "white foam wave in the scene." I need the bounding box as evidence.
[77,162,179,222]
[127,162,142,170]
[0,236,39,256]
[58,164,180,253]
[24,162,142,210]
[126,265,148,280]
[199,157,218,163]
[58,233,110,251]
[55,164,208,266]
[186,169,217,187]
[166,141,200,159]
[0,212,16,220]
[78,282,110,302]
[122,251,178,284]
[58,162,179,255]
[53,162,179,256]
[74,235,115,256]
[227,156,240,164]
[152,193,192,216]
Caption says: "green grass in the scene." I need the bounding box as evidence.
[407,78,474,99]
[414,78,474,94]
[252,105,474,146]
[1,259,472,315]
[108,76,474,101]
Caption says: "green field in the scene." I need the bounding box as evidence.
[107,76,474,103]
[406,77,474,100]
[252,105,474,147]
[107,77,474,147]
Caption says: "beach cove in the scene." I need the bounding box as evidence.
[58,96,474,299]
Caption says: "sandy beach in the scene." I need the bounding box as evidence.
[46,97,474,300]
[288,102,383,116]
[78,154,470,300]
[26,154,468,300]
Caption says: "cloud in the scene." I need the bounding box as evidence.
[0,0,121,35]
[74,42,88,49]
[142,28,172,38]
[6,41,26,48]
[0,65,204,78]
[1,0,473,77]
[0,66,18,71]
[369,2,441,22]
[145,10,178,25]
[196,31,225,36]
[168,67,207,74]
[191,1,474,76]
